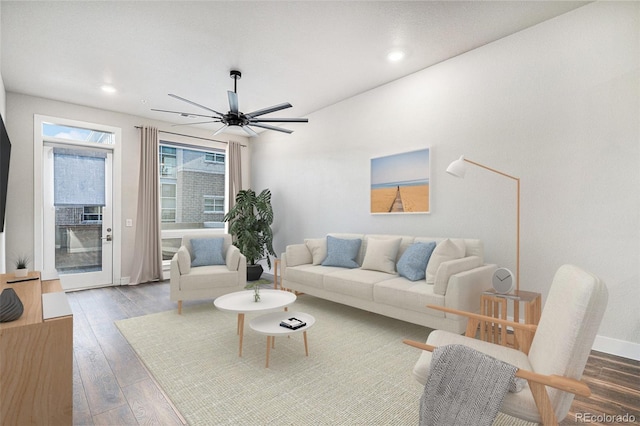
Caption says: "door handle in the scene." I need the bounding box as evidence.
[101,235,112,242]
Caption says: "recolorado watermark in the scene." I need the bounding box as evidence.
[575,412,636,423]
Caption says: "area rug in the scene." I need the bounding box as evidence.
[116,296,536,425]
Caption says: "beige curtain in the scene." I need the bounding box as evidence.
[130,126,162,284]
[227,140,243,211]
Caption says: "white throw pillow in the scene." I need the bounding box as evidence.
[361,237,402,274]
[285,244,313,267]
[305,238,327,265]
[425,239,465,284]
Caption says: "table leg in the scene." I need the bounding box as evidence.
[266,336,272,368]
[238,313,245,357]
[303,331,309,356]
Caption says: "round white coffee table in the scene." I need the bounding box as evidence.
[214,289,297,357]
[249,311,315,368]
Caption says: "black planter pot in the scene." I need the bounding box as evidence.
[247,264,264,281]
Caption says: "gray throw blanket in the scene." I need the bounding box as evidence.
[420,344,525,426]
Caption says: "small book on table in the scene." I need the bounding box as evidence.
[280,317,306,330]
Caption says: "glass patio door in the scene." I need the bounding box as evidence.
[42,144,113,289]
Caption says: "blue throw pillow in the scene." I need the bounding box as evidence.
[397,241,437,281]
[191,238,225,267]
[321,236,362,269]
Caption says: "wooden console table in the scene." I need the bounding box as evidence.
[0,272,73,425]
[480,289,541,352]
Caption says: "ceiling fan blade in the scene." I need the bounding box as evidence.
[241,125,259,137]
[250,117,309,123]
[168,94,225,116]
[245,102,292,118]
[213,124,229,136]
[228,91,239,114]
[170,120,221,127]
[250,122,293,134]
[151,108,217,119]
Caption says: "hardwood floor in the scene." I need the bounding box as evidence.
[68,281,639,425]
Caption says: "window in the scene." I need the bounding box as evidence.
[204,196,224,213]
[205,152,225,164]
[82,206,103,222]
[159,141,227,263]
[161,183,177,223]
[160,146,177,178]
[43,122,115,144]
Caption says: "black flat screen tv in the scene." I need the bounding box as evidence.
[0,113,11,232]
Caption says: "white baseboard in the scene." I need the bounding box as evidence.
[508,315,638,361]
[592,335,640,361]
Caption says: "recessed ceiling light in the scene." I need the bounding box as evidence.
[387,50,405,62]
[101,84,116,94]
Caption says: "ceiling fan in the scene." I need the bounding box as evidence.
[152,70,308,137]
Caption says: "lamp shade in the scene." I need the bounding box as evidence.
[446,155,467,178]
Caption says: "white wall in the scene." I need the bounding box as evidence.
[251,2,640,359]
[4,93,249,282]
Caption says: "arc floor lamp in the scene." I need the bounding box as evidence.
[446,155,521,293]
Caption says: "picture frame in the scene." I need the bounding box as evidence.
[370,148,430,214]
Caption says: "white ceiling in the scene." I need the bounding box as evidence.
[1,1,588,135]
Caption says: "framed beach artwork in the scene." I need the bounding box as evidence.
[370,148,430,214]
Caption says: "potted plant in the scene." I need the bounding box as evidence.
[14,254,30,278]
[224,188,276,282]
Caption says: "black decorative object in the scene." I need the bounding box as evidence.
[0,288,24,322]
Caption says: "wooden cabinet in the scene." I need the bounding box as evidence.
[0,272,73,425]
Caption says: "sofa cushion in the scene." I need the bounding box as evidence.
[285,265,345,290]
[179,265,239,291]
[322,236,362,268]
[191,237,225,267]
[426,239,465,284]
[304,238,327,265]
[323,269,394,300]
[176,245,191,275]
[361,237,402,274]
[373,277,445,317]
[397,241,437,281]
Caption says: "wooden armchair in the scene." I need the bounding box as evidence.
[404,264,608,425]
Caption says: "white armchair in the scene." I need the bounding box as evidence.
[170,233,247,314]
[405,264,608,425]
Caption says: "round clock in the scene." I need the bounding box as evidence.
[492,267,515,294]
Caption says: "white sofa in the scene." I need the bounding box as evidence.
[170,233,247,314]
[281,233,496,334]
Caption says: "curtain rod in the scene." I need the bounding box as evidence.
[134,126,247,147]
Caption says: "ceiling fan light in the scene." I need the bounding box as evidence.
[446,155,467,178]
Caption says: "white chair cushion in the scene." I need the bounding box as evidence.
[413,330,532,386]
